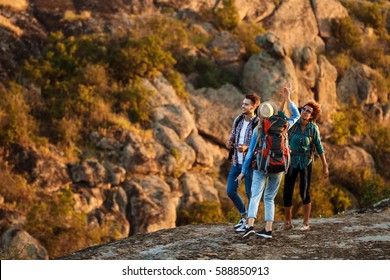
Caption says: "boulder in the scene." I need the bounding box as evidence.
[242,32,297,103]
[72,186,107,213]
[0,228,48,260]
[208,30,245,74]
[90,207,129,240]
[312,0,349,38]
[69,159,106,187]
[153,123,196,172]
[316,55,338,121]
[263,0,325,52]
[103,186,128,216]
[337,63,386,106]
[153,104,196,140]
[120,131,160,175]
[6,143,71,192]
[123,176,181,234]
[104,161,126,186]
[179,171,220,209]
[186,130,215,167]
[189,83,245,146]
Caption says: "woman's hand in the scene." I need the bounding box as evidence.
[283,81,293,103]
[323,165,329,179]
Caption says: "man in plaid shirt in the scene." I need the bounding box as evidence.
[225,93,260,233]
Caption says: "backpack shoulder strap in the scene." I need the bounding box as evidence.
[234,114,244,129]
[288,122,300,141]
[251,117,259,130]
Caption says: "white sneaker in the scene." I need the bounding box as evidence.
[297,224,310,231]
[235,221,247,233]
[233,218,246,229]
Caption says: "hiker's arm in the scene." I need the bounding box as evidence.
[313,125,324,154]
[279,82,293,111]
[287,102,300,129]
[226,117,238,148]
[236,129,258,182]
[314,125,329,178]
[319,152,329,179]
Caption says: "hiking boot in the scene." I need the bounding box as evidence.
[296,224,310,231]
[242,226,255,239]
[233,218,246,229]
[235,221,247,233]
[256,228,272,239]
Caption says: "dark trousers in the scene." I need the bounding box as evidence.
[283,162,312,207]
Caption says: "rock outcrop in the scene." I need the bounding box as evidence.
[59,201,390,260]
[1,0,389,260]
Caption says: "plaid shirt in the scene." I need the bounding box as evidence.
[228,114,258,166]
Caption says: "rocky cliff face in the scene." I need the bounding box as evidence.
[0,0,389,260]
[59,200,390,260]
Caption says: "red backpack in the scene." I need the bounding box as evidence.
[254,115,291,173]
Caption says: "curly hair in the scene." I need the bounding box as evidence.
[304,100,321,122]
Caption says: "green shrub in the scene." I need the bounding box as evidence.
[360,178,390,208]
[331,17,362,52]
[0,82,37,146]
[108,35,176,81]
[195,59,237,88]
[368,123,390,179]
[0,158,36,212]
[214,0,240,31]
[24,187,115,258]
[342,1,385,29]
[112,77,154,124]
[141,16,191,62]
[165,70,189,99]
[330,100,367,145]
[328,53,353,77]
[177,201,223,225]
[233,21,266,59]
[329,186,352,214]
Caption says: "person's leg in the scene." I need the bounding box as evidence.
[263,172,283,231]
[283,167,299,229]
[243,166,254,208]
[299,163,312,228]
[246,170,267,226]
[226,164,247,217]
[242,170,267,238]
[255,172,283,239]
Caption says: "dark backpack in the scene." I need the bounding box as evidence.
[254,115,291,173]
[228,115,259,162]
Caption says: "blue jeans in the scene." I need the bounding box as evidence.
[226,164,253,216]
[248,170,283,221]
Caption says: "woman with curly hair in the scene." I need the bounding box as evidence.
[282,100,329,231]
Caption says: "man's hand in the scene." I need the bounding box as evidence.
[226,140,234,149]
[237,144,248,153]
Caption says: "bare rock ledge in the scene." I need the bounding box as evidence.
[59,206,390,260]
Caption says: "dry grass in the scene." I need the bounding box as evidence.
[63,10,91,22]
[0,0,28,11]
[0,15,23,36]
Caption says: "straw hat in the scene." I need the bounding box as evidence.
[258,102,275,118]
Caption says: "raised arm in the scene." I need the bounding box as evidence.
[279,80,294,112]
